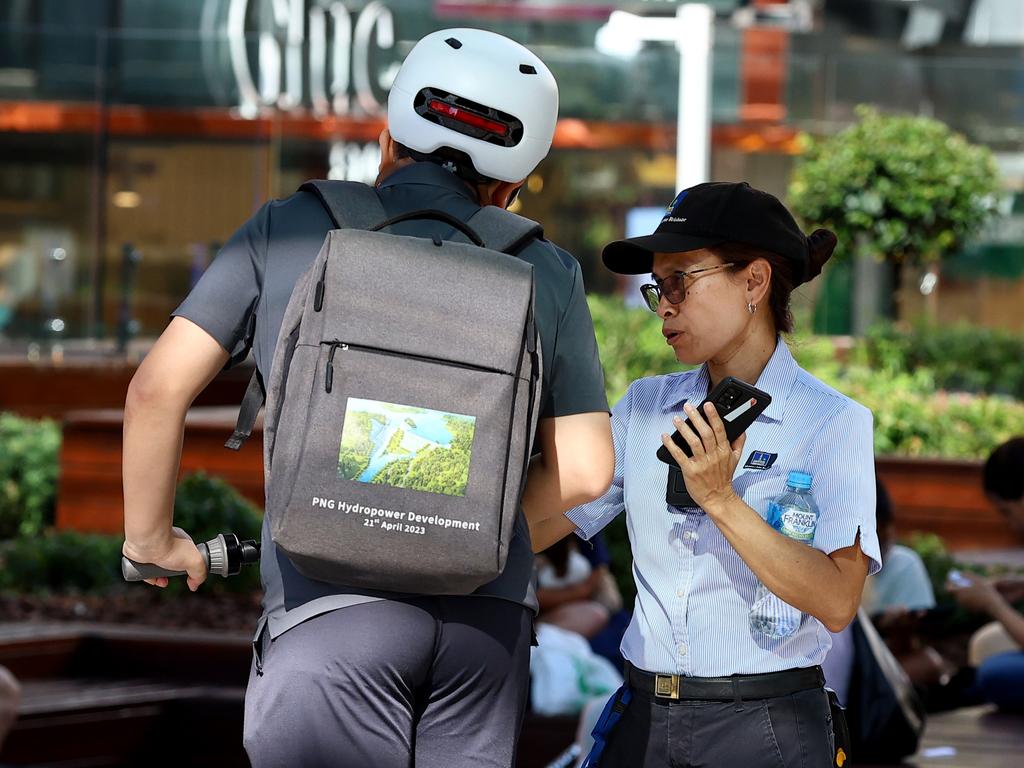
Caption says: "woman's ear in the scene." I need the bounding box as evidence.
[746,258,772,306]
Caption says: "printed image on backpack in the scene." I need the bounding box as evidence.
[338,397,477,497]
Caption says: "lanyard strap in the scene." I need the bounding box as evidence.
[581,684,633,768]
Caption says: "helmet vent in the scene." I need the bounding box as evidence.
[519,64,537,75]
[445,37,462,49]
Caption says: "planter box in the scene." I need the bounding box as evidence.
[57,410,1022,553]
[57,408,264,535]
[876,455,1022,551]
[0,353,252,420]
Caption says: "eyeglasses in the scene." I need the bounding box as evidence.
[639,263,735,312]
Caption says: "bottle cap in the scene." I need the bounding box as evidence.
[787,471,812,490]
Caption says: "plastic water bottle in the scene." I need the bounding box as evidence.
[749,471,818,638]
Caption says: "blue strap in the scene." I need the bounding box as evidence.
[581,685,632,768]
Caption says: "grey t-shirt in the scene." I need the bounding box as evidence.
[174,162,609,639]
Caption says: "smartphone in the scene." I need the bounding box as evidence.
[947,569,972,588]
[657,376,772,465]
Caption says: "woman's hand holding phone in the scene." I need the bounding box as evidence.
[660,400,746,513]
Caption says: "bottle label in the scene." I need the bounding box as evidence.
[778,506,816,542]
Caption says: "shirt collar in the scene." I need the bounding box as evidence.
[661,336,798,423]
[378,161,478,201]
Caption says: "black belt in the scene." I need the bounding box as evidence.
[625,662,824,702]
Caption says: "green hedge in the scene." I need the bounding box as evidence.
[172,472,263,544]
[0,530,123,594]
[0,472,263,596]
[0,413,61,539]
[862,321,1024,400]
[588,294,680,406]
[816,367,1024,459]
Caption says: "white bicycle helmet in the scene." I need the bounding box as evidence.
[387,28,559,183]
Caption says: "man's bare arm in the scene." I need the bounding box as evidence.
[522,412,613,551]
[121,317,230,589]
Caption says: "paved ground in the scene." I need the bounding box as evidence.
[865,706,1024,768]
[2,622,1022,767]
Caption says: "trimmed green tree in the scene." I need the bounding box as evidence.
[788,106,1002,333]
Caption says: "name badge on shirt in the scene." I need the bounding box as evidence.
[743,450,778,470]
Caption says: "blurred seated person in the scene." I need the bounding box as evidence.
[862,477,935,618]
[947,437,1024,711]
[860,477,963,699]
[823,474,933,705]
[536,532,629,669]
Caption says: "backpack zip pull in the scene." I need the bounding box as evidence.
[325,342,347,392]
[313,259,329,312]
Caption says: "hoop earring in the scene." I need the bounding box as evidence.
[747,302,757,315]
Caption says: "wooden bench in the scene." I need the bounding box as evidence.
[0,623,250,767]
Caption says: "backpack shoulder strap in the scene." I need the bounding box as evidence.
[226,181,383,452]
[299,179,388,230]
[464,205,544,255]
[225,367,266,450]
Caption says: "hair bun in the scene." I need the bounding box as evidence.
[804,229,837,283]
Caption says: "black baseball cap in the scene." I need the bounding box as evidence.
[603,181,814,285]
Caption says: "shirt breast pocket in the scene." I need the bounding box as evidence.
[734,467,786,522]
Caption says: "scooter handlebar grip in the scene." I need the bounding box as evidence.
[121,558,187,581]
[121,542,211,582]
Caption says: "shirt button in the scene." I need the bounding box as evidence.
[678,644,688,657]
[676,588,685,598]
[685,531,698,541]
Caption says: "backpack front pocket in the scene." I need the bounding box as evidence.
[271,341,523,594]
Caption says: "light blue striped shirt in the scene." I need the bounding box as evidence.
[566,337,882,677]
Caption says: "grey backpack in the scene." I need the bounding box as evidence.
[227,180,543,594]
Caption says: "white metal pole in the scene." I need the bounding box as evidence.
[675,3,714,192]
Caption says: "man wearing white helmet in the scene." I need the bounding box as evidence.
[387,28,559,185]
[121,28,613,766]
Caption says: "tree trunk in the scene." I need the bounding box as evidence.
[852,240,894,335]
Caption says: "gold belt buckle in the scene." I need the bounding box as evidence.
[654,674,680,700]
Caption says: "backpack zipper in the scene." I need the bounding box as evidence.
[324,342,346,393]
[322,340,513,393]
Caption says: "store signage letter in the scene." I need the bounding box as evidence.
[226,0,395,118]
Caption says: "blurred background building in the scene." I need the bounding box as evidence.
[0,0,1022,354]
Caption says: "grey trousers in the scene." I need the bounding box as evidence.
[601,683,835,767]
[243,597,532,768]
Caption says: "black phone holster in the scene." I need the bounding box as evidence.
[826,687,852,765]
[666,465,697,510]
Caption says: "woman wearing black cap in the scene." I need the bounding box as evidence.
[530,182,882,767]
